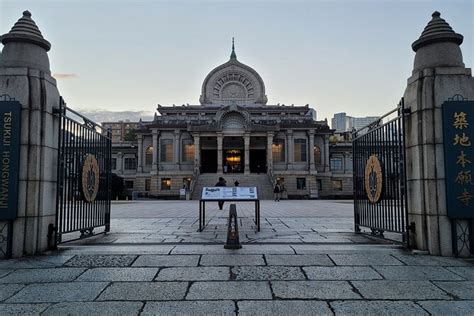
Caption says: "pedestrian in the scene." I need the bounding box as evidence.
[234,180,239,187]
[215,176,227,210]
[273,182,281,202]
[223,164,228,174]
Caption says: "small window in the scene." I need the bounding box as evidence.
[330,157,343,170]
[314,146,321,165]
[296,178,306,190]
[125,180,134,189]
[111,158,117,170]
[182,139,195,162]
[124,158,136,170]
[294,139,307,162]
[272,139,285,163]
[145,179,151,191]
[332,180,343,191]
[161,178,171,190]
[145,146,153,165]
[160,140,173,162]
[317,179,322,190]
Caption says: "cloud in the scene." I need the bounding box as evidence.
[76,109,155,124]
[52,73,77,79]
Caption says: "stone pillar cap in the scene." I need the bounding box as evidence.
[0,10,51,51]
[412,11,463,52]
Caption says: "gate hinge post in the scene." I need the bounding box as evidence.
[407,222,416,232]
[47,223,58,249]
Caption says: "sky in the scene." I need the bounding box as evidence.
[1,0,473,124]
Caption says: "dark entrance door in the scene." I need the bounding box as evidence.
[250,149,267,173]
[201,149,217,173]
[224,149,243,173]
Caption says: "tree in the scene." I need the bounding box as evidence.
[124,129,137,142]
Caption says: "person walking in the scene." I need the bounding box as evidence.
[215,177,227,210]
[274,182,281,202]
[234,180,240,187]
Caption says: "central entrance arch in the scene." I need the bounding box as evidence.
[223,137,244,173]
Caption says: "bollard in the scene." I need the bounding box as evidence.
[224,204,242,249]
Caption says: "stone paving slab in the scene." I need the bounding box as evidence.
[0,283,25,301]
[238,300,332,316]
[393,254,472,266]
[65,255,137,267]
[77,268,158,282]
[0,303,50,315]
[373,266,465,281]
[132,255,200,267]
[61,245,175,255]
[303,266,383,280]
[97,282,188,301]
[328,254,403,266]
[200,254,265,266]
[6,282,109,303]
[0,269,13,278]
[186,281,272,300]
[43,301,143,315]
[142,301,235,316]
[232,266,305,280]
[156,267,229,281]
[265,254,334,266]
[291,244,401,254]
[171,245,294,255]
[330,300,428,315]
[417,300,474,315]
[446,266,474,280]
[0,255,74,269]
[352,281,452,300]
[433,281,474,299]
[0,268,85,283]
[271,281,361,299]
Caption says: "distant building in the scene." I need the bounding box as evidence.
[331,112,379,132]
[102,120,139,143]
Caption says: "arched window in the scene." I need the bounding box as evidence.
[145,146,153,165]
[314,146,321,165]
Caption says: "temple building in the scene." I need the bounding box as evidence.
[109,41,353,199]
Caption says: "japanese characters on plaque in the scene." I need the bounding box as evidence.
[442,100,474,219]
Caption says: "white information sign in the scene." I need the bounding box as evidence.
[201,186,258,200]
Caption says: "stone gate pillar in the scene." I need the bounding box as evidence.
[404,12,474,256]
[0,11,60,257]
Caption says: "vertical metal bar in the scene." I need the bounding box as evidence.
[401,98,410,246]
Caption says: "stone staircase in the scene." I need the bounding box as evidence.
[191,173,275,200]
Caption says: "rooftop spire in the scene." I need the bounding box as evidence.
[230,37,237,60]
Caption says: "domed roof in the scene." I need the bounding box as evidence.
[200,39,267,106]
[412,11,463,52]
[0,10,51,51]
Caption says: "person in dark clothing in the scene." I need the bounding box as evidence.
[215,177,226,210]
[234,180,239,187]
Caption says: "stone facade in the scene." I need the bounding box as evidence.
[109,44,353,199]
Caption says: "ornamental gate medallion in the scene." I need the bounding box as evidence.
[364,155,383,204]
[82,154,100,203]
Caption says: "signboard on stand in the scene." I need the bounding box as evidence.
[201,186,258,200]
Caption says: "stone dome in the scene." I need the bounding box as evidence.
[200,40,267,106]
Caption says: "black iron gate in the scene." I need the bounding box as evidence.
[54,97,111,244]
[352,99,411,246]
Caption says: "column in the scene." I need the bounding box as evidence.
[266,132,274,172]
[217,133,223,173]
[174,130,180,170]
[193,134,200,173]
[244,134,250,174]
[117,152,123,174]
[151,130,159,174]
[308,130,316,172]
[324,135,330,172]
[287,130,294,170]
[137,134,143,173]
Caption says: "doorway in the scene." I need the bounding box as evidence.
[250,149,266,173]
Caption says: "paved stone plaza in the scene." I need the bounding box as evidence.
[0,200,473,315]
